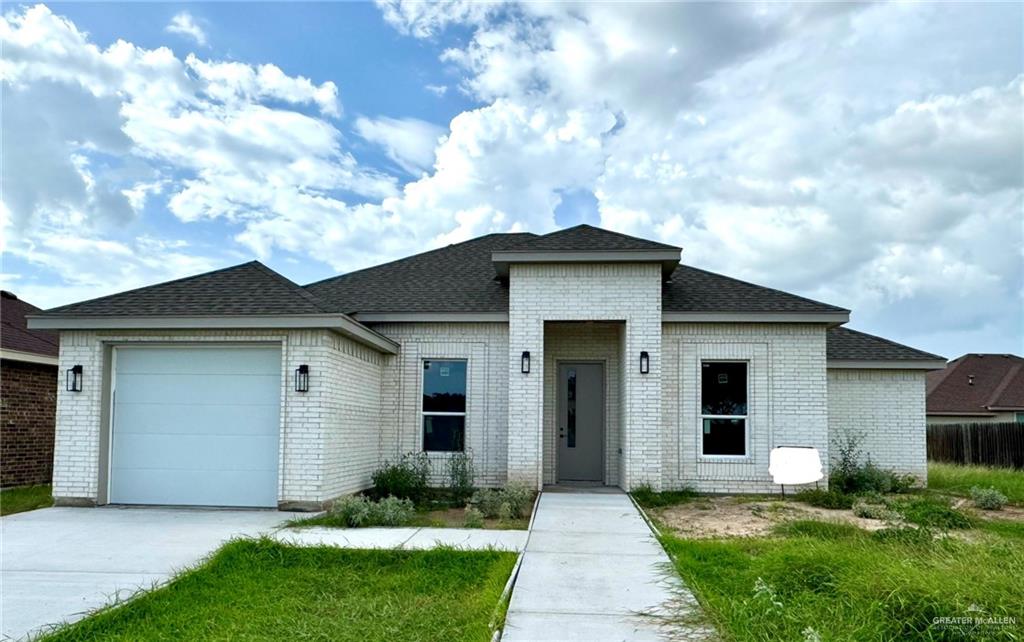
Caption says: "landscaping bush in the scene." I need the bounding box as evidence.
[446,452,476,504]
[463,507,484,529]
[794,488,855,510]
[969,486,1008,510]
[371,453,431,502]
[471,482,534,519]
[893,496,971,530]
[829,432,918,495]
[327,495,415,527]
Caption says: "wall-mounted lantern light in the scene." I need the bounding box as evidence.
[521,351,531,374]
[66,364,83,392]
[639,351,650,375]
[294,364,310,392]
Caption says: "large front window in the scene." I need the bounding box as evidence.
[422,360,467,452]
[701,361,748,457]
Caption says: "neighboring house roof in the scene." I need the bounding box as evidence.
[1,291,59,363]
[40,261,330,317]
[826,327,943,362]
[926,354,1024,415]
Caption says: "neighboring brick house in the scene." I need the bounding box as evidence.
[2,291,60,487]
[926,354,1024,424]
[28,225,945,508]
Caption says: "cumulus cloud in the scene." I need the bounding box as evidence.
[165,11,207,47]
[354,116,445,174]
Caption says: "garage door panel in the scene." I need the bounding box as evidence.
[115,347,281,376]
[109,346,281,508]
[115,373,280,406]
[112,433,279,471]
[112,403,279,436]
[110,468,278,508]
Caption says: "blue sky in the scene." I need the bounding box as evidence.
[1,2,1021,359]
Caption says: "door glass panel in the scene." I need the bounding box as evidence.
[567,368,576,448]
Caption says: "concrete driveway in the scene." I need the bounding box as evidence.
[1,506,288,641]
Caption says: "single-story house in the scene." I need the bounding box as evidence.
[28,225,945,509]
[1,291,60,488]
[926,354,1024,425]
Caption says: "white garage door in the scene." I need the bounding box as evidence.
[109,346,281,507]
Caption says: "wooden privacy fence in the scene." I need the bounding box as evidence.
[927,422,1024,469]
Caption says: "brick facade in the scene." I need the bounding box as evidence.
[1,359,58,487]
[827,368,928,479]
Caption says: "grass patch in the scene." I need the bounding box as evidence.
[631,484,697,508]
[892,496,972,530]
[42,538,517,642]
[928,463,1024,504]
[661,521,1024,640]
[0,484,52,516]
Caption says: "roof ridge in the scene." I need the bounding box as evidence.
[985,362,1023,409]
[677,263,850,314]
[248,261,332,313]
[834,326,944,360]
[41,261,263,315]
[304,232,538,289]
[530,223,681,251]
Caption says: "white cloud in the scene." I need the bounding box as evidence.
[354,115,445,173]
[166,11,207,47]
[425,83,447,96]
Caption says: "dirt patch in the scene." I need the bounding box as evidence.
[653,496,891,538]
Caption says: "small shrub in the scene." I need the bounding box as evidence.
[829,432,917,495]
[446,452,476,504]
[795,488,854,510]
[325,495,414,527]
[501,481,534,518]
[853,501,901,522]
[631,483,697,508]
[471,482,535,519]
[371,452,431,502]
[463,507,485,529]
[969,486,1008,510]
[894,497,971,530]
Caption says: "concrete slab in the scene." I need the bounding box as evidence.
[403,528,528,551]
[1,507,288,641]
[273,527,419,549]
[502,491,709,641]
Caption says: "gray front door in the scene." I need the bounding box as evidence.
[557,363,604,482]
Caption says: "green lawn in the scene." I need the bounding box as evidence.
[0,484,53,516]
[928,462,1024,504]
[43,539,517,642]
[661,522,1024,641]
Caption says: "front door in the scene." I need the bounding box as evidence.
[557,363,604,482]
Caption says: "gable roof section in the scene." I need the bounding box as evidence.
[1,291,59,362]
[513,224,680,252]
[826,327,945,369]
[926,354,1024,414]
[307,233,537,316]
[39,261,329,317]
[664,265,848,317]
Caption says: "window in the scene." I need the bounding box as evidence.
[1016,412,1024,424]
[701,361,748,457]
[422,360,467,452]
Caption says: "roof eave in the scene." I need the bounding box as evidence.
[828,358,947,370]
[492,249,682,278]
[0,348,59,366]
[26,314,399,354]
[664,311,849,325]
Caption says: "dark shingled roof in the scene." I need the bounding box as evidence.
[2,291,59,357]
[307,233,536,314]
[664,265,848,314]
[508,224,680,252]
[40,262,329,317]
[926,354,1024,414]
[826,327,944,362]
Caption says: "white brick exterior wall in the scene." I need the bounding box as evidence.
[827,369,928,479]
[662,323,830,493]
[370,323,509,487]
[507,263,663,490]
[52,329,382,507]
[542,322,623,486]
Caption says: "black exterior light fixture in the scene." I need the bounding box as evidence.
[640,351,650,375]
[66,364,83,392]
[521,351,531,374]
[294,364,310,392]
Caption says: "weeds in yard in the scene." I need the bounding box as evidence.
[293,495,415,528]
[471,482,533,519]
[793,488,854,510]
[892,496,971,530]
[631,484,697,508]
[0,484,52,516]
[446,452,476,504]
[970,486,1009,510]
[928,463,1024,504]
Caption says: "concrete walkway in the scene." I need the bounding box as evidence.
[502,490,708,641]
[274,526,528,551]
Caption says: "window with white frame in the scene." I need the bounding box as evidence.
[422,359,467,452]
[700,361,748,456]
